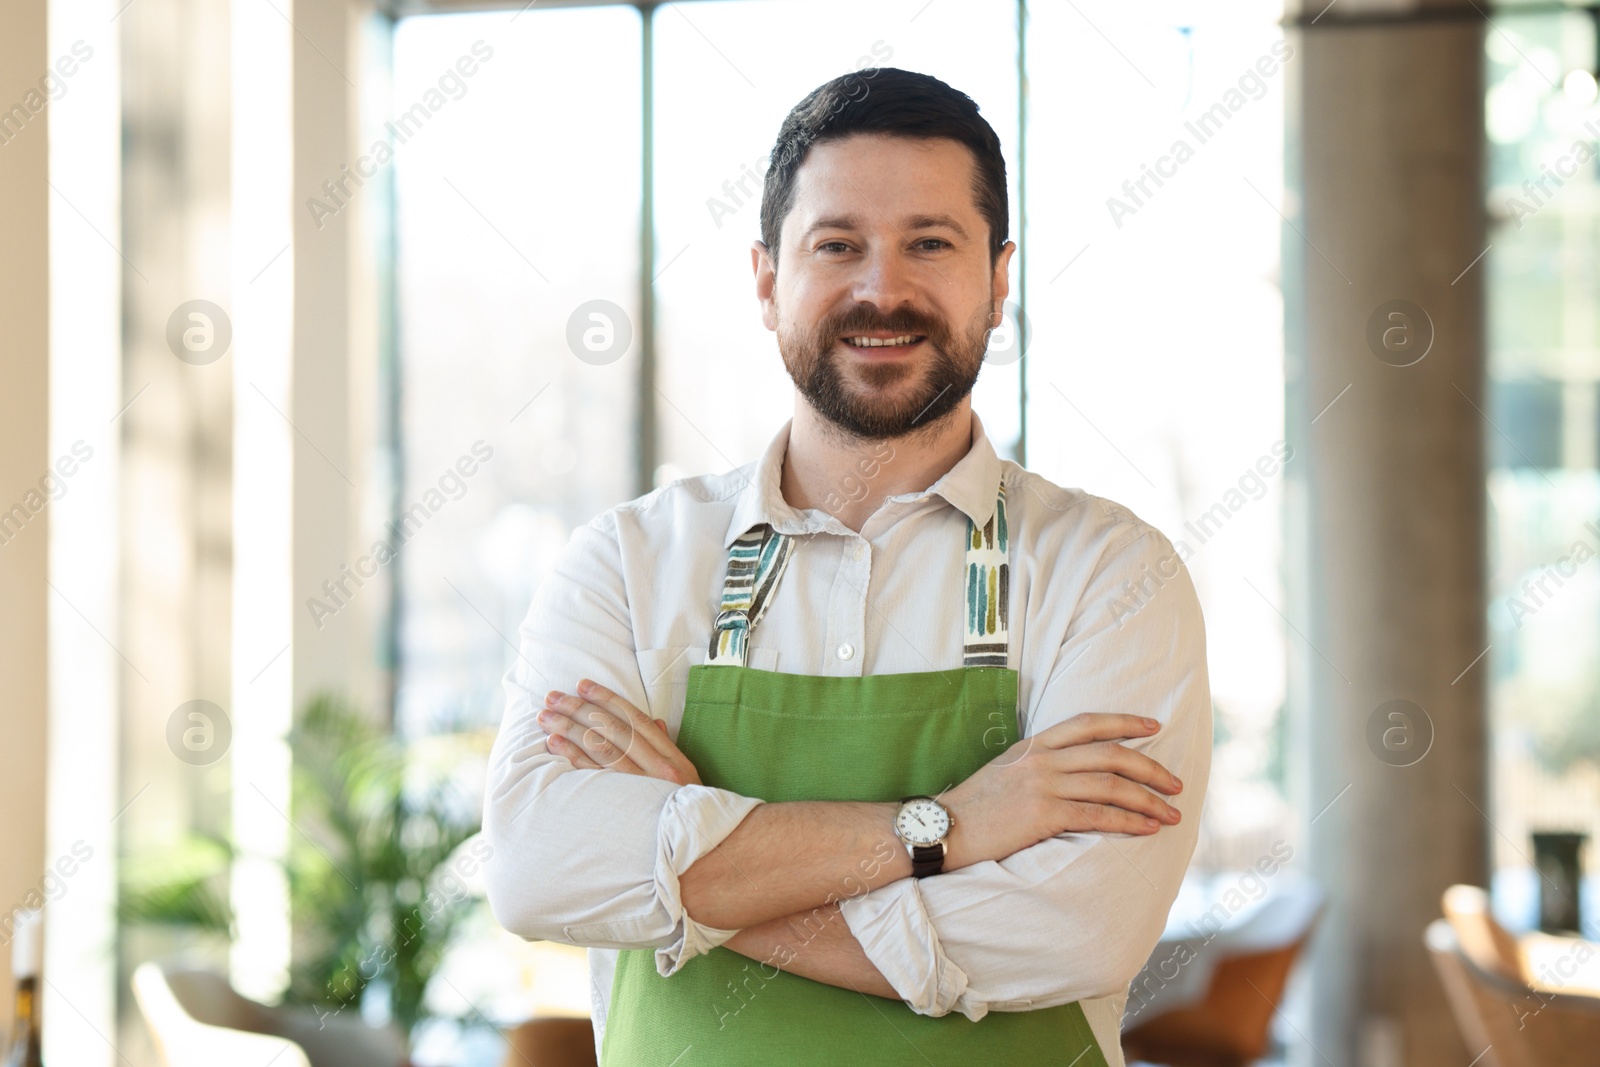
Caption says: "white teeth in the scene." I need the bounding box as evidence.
[846,334,920,347]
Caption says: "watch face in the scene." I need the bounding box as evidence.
[896,798,949,846]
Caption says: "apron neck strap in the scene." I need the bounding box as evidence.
[707,526,797,667]
[707,482,1010,669]
[962,482,1009,667]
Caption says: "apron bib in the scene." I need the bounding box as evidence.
[601,485,1110,1066]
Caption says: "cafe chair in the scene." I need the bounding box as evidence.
[1426,918,1600,1067]
[1439,884,1525,982]
[1121,887,1322,1067]
[1439,882,1600,996]
[499,1016,597,1067]
[132,962,409,1067]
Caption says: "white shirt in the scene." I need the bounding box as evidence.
[483,414,1212,1064]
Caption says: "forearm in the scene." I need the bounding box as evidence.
[679,800,913,930]
[485,743,762,944]
[724,903,899,1000]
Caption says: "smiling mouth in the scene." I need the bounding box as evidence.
[842,334,925,349]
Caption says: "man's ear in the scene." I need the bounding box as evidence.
[990,240,1017,316]
[753,240,779,332]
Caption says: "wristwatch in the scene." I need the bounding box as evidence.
[893,795,953,878]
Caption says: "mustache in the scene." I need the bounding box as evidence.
[819,304,947,339]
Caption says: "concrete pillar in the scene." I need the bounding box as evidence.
[1286,7,1490,1065]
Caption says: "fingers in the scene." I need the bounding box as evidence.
[1054,740,1183,795]
[574,680,683,774]
[547,734,610,771]
[578,679,658,733]
[1037,712,1163,749]
[1055,768,1182,826]
[546,732,640,774]
[540,681,693,783]
[1056,800,1164,836]
[539,691,646,770]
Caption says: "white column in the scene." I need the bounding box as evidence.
[230,0,377,1002]
[230,0,296,1002]
[44,0,122,1062]
[291,0,375,712]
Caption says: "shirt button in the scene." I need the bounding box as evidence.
[853,544,865,562]
[837,643,855,660]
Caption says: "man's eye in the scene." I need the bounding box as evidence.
[916,238,951,252]
[818,241,852,254]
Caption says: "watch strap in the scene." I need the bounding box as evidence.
[909,841,945,879]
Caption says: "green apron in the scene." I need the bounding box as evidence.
[601,484,1110,1066]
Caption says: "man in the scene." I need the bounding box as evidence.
[485,68,1210,1066]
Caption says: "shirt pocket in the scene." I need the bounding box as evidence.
[561,915,667,951]
[636,645,779,732]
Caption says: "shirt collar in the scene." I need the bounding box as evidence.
[723,412,1005,549]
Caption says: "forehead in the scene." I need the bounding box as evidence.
[783,134,982,233]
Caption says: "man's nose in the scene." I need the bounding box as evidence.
[849,247,919,311]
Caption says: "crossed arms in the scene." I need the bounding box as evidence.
[483,522,1212,1019]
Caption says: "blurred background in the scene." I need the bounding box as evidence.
[2,0,1598,1064]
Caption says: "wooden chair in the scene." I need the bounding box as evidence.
[132,963,409,1067]
[500,1017,597,1067]
[1121,891,1321,1067]
[1440,884,1525,982]
[1426,918,1600,1067]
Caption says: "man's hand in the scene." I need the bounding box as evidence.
[537,679,703,787]
[941,713,1184,871]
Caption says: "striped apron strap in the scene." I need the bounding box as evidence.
[963,482,1010,667]
[707,525,797,667]
[708,480,1009,669]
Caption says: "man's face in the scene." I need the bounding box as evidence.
[754,134,1014,440]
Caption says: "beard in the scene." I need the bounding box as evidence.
[776,298,993,441]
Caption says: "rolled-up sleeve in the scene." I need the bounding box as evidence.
[483,515,764,974]
[838,527,1212,1020]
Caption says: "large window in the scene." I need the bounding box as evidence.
[1484,9,1600,935]
[393,7,643,737]
[1022,0,1289,869]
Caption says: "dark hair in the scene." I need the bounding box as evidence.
[759,68,1009,265]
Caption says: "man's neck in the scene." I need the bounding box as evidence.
[779,396,976,533]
